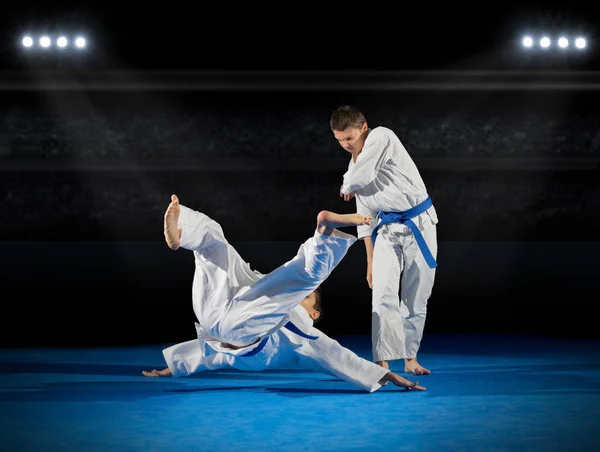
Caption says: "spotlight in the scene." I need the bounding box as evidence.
[558,37,569,48]
[539,36,550,48]
[39,36,51,48]
[57,36,68,48]
[522,36,533,48]
[74,37,86,48]
[575,37,586,49]
[22,36,33,47]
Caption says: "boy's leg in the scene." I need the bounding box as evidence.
[164,194,254,274]
[165,194,236,255]
[400,222,437,375]
[371,232,407,366]
[163,195,261,330]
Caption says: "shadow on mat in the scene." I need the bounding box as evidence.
[430,362,600,374]
[2,361,600,401]
[0,379,395,402]
[0,361,317,379]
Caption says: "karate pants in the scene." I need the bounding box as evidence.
[177,205,355,347]
[371,219,437,361]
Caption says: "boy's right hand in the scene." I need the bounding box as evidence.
[340,185,356,201]
[380,371,426,391]
[142,368,172,377]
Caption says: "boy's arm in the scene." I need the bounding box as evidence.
[355,195,377,241]
[289,327,424,392]
[355,196,376,289]
[341,135,390,194]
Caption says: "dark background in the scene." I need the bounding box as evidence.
[1,3,599,346]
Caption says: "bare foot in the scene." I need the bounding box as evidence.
[164,194,182,250]
[404,358,431,376]
[142,368,172,377]
[316,210,371,235]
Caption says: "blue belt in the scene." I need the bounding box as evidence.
[240,321,318,357]
[370,196,437,269]
[283,321,319,340]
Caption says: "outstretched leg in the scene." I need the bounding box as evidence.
[161,194,263,341]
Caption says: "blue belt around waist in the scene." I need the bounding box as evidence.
[240,321,318,357]
[370,196,437,269]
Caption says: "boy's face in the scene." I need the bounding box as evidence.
[299,292,321,321]
[333,122,368,154]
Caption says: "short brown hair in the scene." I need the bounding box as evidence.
[330,105,366,132]
[313,286,323,324]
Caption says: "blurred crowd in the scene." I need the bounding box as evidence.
[1,91,600,159]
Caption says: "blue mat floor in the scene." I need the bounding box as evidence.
[1,333,599,452]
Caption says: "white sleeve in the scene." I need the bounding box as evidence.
[341,134,390,195]
[355,196,378,240]
[162,339,235,377]
[234,228,356,310]
[290,328,389,392]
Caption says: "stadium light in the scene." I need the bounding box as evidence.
[39,36,51,48]
[19,33,89,51]
[518,33,588,52]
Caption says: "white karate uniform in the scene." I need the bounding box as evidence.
[340,126,438,362]
[163,304,389,392]
[168,204,389,392]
